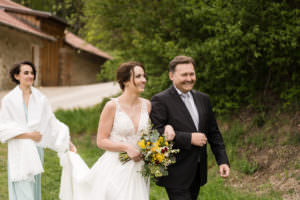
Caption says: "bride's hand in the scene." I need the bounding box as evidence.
[126,145,141,162]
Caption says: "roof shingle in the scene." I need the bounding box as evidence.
[0,9,55,41]
[0,0,31,11]
[65,31,112,60]
[0,0,111,60]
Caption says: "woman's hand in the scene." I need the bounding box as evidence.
[69,141,77,153]
[126,145,141,162]
[29,132,42,142]
[164,124,175,141]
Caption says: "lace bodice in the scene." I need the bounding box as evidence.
[110,98,149,146]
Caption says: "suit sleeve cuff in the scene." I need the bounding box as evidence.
[174,131,192,150]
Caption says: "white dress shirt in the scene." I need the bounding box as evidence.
[174,86,199,130]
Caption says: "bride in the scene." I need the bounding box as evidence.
[60,61,159,200]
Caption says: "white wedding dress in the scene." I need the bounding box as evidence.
[60,98,150,200]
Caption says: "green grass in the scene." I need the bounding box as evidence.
[0,143,8,200]
[199,173,281,200]
[55,97,111,135]
[0,104,289,200]
[43,135,282,200]
[213,122,259,175]
[0,135,281,200]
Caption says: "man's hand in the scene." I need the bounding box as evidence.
[164,125,175,141]
[219,164,230,178]
[191,132,207,146]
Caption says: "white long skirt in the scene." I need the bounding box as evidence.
[60,151,149,200]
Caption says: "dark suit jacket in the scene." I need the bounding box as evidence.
[150,86,229,189]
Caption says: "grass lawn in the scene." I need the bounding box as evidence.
[0,134,281,200]
[2,101,292,200]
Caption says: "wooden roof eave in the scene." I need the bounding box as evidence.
[65,42,112,60]
[0,20,56,41]
[1,6,69,26]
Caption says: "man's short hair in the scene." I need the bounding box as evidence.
[169,55,195,72]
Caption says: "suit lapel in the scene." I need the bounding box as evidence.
[169,86,198,131]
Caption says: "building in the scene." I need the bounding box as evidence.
[0,0,112,90]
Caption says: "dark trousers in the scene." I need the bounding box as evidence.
[165,163,201,200]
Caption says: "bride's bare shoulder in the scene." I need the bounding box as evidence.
[102,100,117,113]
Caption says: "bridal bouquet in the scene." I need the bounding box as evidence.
[119,123,180,178]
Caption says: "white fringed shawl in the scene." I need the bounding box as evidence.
[0,86,70,182]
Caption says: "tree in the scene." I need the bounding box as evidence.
[12,0,85,34]
[83,0,299,113]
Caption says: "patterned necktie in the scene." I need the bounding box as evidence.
[181,93,199,130]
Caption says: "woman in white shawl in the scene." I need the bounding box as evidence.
[0,61,76,200]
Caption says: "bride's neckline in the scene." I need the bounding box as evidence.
[116,98,143,135]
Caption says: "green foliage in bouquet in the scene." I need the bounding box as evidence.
[119,123,180,178]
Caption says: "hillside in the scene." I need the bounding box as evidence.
[0,107,299,199]
[215,109,300,200]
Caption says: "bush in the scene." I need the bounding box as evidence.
[83,0,299,114]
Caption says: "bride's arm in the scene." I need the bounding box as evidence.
[96,100,141,161]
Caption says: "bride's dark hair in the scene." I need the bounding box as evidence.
[116,61,145,90]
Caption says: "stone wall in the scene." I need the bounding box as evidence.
[59,47,72,86]
[61,46,107,86]
[0,25,43,90]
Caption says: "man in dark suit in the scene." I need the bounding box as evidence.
[150,55,230,200]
